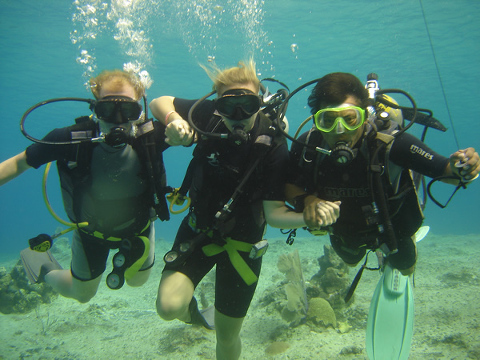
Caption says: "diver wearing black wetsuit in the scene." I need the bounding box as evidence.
[25,119,168,281]
[164,97,288,317]
[288,127,449,271]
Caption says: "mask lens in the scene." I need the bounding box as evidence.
[94,97,142,124]
[314,106,365,132]
[215,94,260,120]
[119,102,142,120]
[94,102,116,120]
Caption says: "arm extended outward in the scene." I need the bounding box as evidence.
[0,151,32,186]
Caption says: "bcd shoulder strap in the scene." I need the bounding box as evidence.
[56,117,98,223]
[134,120,171,221]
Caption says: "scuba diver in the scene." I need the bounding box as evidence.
[284,72,479,359]
[149,59,339,360]
[0,69,170,303]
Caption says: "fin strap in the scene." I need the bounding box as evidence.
[187,297,215,330]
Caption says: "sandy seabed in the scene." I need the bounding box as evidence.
[1,232,479,360]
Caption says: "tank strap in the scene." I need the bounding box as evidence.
[135,121,171,221]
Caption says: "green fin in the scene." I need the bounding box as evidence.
[20,248,62,284]
[366,263,414,360]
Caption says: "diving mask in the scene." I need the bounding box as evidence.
[215,89,261,121]
[314,104,365,132]
[94,95,143,124]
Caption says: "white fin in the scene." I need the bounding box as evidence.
[414,225,430,243]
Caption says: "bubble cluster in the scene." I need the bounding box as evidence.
[108,0,154,66]
[70,0,274,86]
[71,0,158,89]
[123,61,153,90]
[169,0,274,74]
[71,0,109,85]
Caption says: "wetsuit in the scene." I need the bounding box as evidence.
[287,128,449,270]
[25,120,168,280]
[164,98,288,318]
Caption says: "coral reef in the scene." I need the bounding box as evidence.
[308,244,351,309]
[0,233,70,315]
[277,250,308,326]
[0,261,58,314]
[306,297,336,329]
[265,341,290,356]
[259,244,354,332]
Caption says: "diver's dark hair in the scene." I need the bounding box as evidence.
[307,72,368,114]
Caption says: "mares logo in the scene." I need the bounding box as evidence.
[410,145,434,160]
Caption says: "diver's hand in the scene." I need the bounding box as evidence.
[165,119,195,146]
[303,196,341,229]
[449,147,480,181]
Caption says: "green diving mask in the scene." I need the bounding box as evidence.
[215,89,261,121]
[94,96,143,124]
[314,104,365,132]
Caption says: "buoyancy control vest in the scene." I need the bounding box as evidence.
[57,116,170,237]
[297,121,424,252]
[185,112,285,236]
[366,127,424,253]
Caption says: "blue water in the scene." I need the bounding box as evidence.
[1,0,479,257]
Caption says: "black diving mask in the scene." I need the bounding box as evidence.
[94,95,143,124]
[215,89,261,121]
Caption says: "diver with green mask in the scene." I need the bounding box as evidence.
[0,69,170,302]
[286,72,479,274]
[283,72,479,360]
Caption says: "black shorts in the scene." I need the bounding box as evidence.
[329,233,417,271]
[164,217,262,318]
[71,225,155,281]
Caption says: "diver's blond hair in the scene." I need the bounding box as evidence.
[201,59,260,95]
[90,69,145,100]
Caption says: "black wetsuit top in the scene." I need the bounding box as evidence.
[288,130,449,240]
[25,120,168,238]
[164,97,288,318]
[174,97,288,241]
